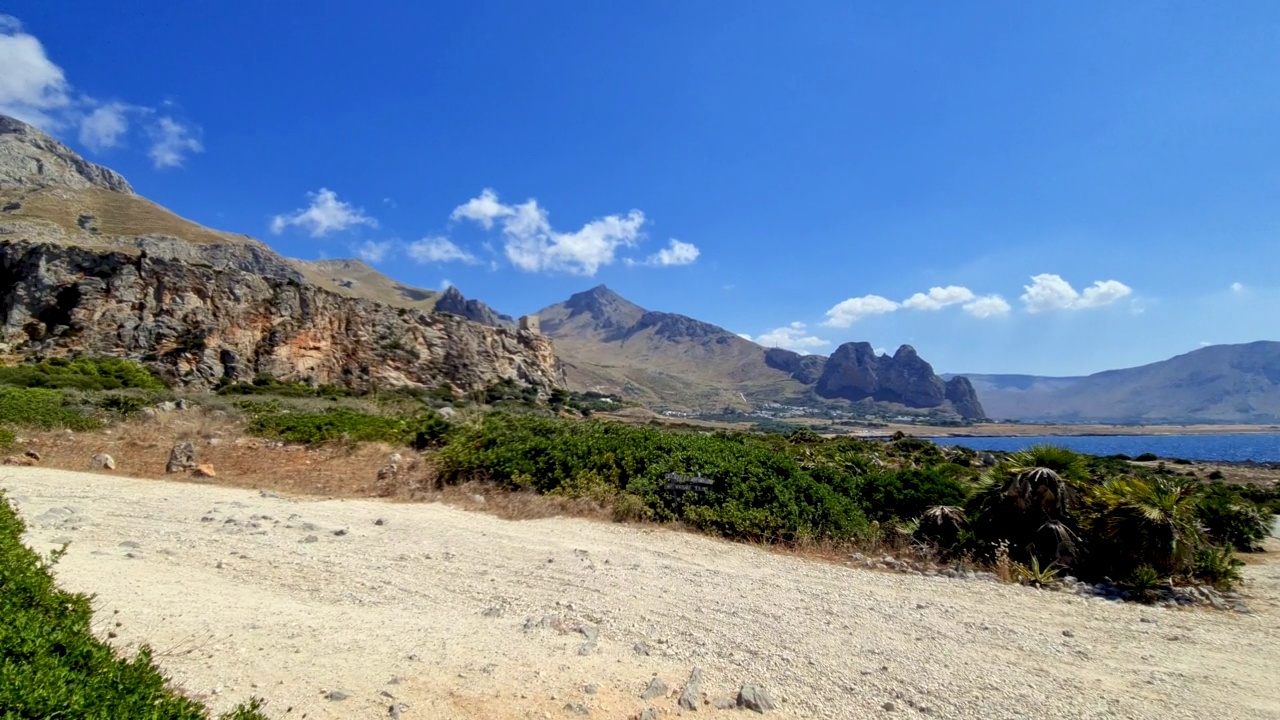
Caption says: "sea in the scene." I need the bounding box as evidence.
[929,433,1280,463]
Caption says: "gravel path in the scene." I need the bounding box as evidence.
[6,466,1280,719]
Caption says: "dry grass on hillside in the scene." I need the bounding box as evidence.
[1,187,252,246]
[288,258,441,312]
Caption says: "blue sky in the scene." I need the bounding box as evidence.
[3,2,1278,376]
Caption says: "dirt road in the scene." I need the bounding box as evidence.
[5,466,1279,719]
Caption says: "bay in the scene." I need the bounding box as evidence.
[929,433,1280,462]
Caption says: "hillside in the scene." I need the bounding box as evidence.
[0,115,562,394]
[958,341,1280,423]
[535,285,985,418]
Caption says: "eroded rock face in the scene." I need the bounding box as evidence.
[764,347,828,385]
[815,342,986,419]
[0,240,563,394]
[944,376,985,421]
[0,116,133,193]
[0,115,563,395]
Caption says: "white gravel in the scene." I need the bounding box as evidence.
[5,466,1280,719]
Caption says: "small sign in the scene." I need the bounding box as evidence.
[664,473,714,493]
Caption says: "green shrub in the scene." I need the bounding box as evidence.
[853,468,968,523]
[0,428,14,450]
[0,357,166,391]
[1197,484,1270,551]
[1192,545,1243,590]
[0,387,102,431]
[1135,453,1159,462]
[434,413,870,543]
[216,373,349,399]
[0,491,266,718]
[247,407,450,447]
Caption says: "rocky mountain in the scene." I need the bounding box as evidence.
[812,343,985,418]
[432,285,515,329]
[0,115,563,394]
[537,285,985,418]
[955,341,1280,424]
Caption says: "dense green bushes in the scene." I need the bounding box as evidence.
[0,492,266,718]
[0,357,166,392]
[246,407,451,449]
[0,387,103,431]
[433,414,978,542]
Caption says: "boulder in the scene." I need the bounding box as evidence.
[166,442,196,473]
[90,453,116,470]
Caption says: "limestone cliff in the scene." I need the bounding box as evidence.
[0,115,564,394]
[816,342,986,419]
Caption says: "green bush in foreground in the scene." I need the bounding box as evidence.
[0,357,166,392]
[0,387,102,431]
[0,492,266,719]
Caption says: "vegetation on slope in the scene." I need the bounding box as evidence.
[240,399,1276,592]
[0,491,266,719]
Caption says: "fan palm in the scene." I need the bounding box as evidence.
[967,445,1087,568]
[1091,476,1205,577]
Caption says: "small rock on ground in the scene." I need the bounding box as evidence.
[640,676,668,700]
[90,453,116,470]
[738,684,776,713]
[678,667,702,710]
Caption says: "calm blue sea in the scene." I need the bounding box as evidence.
[929,433,1280,462]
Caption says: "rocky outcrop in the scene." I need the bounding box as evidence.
[0,116,133,193]
[944,376,985,420]
[433,286,515,329]
[0,115,564,395]
[815,342,985,419]
[0,239,563,393]
[764,347,827,385]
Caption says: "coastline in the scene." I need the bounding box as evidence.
[867,422,1280,438]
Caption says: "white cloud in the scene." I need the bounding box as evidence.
[1020,274,1132,313]
[450,188,514,229]
[0,16,70,128]
[440,279,454,291]
[354,240,392,264]
[1199,341,1212,347]
[407,236,477,264]
[902,285,975,311]
[962,294,1012,319]
[754,322,830,353]
[736,332,752,341]
[78,102,130,151]
[630,238,700,267]
[1,16,202,169]
[1231,282,1245,294]
[822,295,900,327]
[452,189,648,276]
[147,116,203,168]
[270,188,377,237]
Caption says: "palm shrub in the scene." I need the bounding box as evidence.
[1087,476,1205,579]
[967,445,1090,568]
[1196,483,1270,551]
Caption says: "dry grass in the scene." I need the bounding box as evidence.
[2,187,253,246]
[288,258,441,312]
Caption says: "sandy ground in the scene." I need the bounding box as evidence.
[6,467,1280,720]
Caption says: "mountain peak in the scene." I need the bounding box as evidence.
[0,114,134,194]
